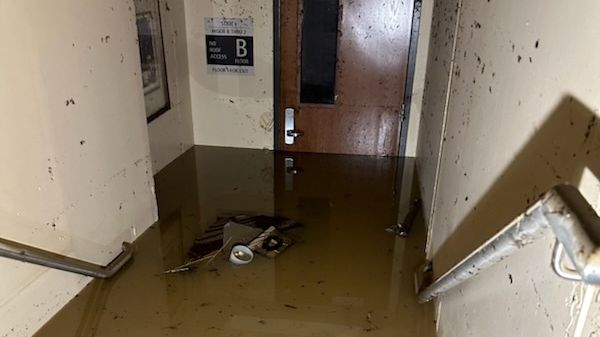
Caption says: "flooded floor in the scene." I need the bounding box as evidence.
[34,146,435,337]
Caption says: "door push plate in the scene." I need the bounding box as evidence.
[284,108,304,145]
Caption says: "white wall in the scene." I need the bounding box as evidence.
[0,1,157,336]
[147,0,195,173]
[416,0,600,336]
[184,0,274,150]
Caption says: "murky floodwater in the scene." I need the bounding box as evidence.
[34,146,435,337]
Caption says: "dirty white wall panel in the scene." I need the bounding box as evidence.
[0,1,157,336]
[147,0,195,173]
[185,0,274,150]
[415,0,459,240]
[416,0,600,336]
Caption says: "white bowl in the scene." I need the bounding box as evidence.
[229,245,254,265]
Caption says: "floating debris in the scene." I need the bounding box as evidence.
[205,237,232,265]
[188,214,300,260]
[162,238,231,274]
[229,245,254,265]
[385,198,422,237]
[165,214,300,273]
[365,310,380,331]
[247,226,295,258]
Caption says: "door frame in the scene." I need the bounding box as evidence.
[272,0,423,156]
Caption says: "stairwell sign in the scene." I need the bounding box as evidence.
[204,17,254,75]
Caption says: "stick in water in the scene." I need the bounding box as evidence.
[206,237,232,265]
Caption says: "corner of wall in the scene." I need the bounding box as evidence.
[148,0,195,173]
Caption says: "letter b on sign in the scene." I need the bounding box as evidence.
[236,38,248,57]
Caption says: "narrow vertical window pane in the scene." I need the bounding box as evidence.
[300,0,339,104]
[134,0,170,121]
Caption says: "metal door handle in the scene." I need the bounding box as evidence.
[286,129,304,138]
[285,108,301,145]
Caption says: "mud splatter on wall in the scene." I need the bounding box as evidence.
[0,1,157,336]
[416,0,461,245]
[416,0,600,336]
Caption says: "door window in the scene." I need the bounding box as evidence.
[299,0,339,104]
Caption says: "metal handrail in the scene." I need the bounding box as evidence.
[0,238,133,278]
[416,184,600,303]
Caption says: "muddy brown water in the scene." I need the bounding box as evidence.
[34,146,435,337]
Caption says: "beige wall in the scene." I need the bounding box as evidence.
[184,0,274,150]
[416,0,600,335]
[0,1,157,336]
[147,0,195,173]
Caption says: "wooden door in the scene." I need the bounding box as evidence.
[278,0,413,156]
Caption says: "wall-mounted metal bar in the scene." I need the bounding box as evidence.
[416,184,600,303]
[0,238,133,279]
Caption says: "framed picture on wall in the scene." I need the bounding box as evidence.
[136,12,161,94]
[134,0,170,121]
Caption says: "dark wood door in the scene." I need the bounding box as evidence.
[278,0,413,156]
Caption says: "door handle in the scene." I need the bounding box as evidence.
[286,129,304,138]
[284,108,304,145]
